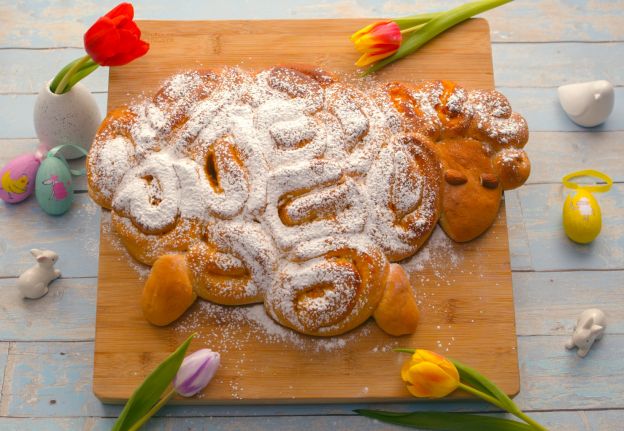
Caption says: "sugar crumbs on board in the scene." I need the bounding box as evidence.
[173,301,394,355]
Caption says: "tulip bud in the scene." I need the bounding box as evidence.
[173,349,220,397]
[400,349,459,398]
[350,21,402,67]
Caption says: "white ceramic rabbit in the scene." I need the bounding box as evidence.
[17,249,61,299]
[565,308,606,357]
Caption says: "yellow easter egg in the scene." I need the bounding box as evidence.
[562,189,602,244]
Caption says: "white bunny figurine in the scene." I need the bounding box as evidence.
[565,308,606,357]
[17,249,61,299]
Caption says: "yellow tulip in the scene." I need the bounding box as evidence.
[400,349,460,398]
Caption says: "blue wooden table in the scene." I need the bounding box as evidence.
[1,1,623,430]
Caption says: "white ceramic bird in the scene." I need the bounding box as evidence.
[558,80,614,127]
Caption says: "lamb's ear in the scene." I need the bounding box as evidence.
[583,316,594,329]
[36,254,49,263]
[590,325,603,336]
[30,249,42,258]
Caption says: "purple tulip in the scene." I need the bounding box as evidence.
[173,349,220,397]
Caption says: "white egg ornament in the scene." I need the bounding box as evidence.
[35,154,74,215]
[558,80,614,127]
[0,153,42,203]
[562,170,613,244]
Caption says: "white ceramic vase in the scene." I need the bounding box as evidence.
[33,81,102,159]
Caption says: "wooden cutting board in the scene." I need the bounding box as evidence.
[94,18,520,403]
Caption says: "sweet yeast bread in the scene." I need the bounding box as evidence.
[87,65,529,336]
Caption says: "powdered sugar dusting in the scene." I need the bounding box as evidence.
[402,227,462,275]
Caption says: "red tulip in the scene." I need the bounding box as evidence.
[84,2,149,67]
[350,20,402,67]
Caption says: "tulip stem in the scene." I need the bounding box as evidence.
[457,382,507,411]
[127,388,176,431]
[49,57,82,93]
[54,54,92,94]
[394,12,443,28]
[458,383,548,431]
[363,0,513,75]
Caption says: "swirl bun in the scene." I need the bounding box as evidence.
[187,221,278,305]
[112,152,181,235]
[366,133,442,261]
[264,159,366,251]
[265,241,389,336]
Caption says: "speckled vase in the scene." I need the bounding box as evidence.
[33,81,102,159]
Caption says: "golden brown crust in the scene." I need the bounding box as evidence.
[111,212,199,266]
[384,81,443,139]
[493,148,531,190]
[436,137,502,242]
[187,238,263,305]
[142,254,197,326]
[374,263,420,336]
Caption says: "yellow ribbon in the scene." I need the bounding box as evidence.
[562,169,613,193]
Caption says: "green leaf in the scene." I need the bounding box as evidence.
[452,359,518,413]
[355,410,535,431]
[111,334,195,431]
[453,364,492,397]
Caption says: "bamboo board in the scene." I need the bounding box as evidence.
[94,18,520,403]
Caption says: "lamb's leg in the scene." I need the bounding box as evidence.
[577,348,589,358]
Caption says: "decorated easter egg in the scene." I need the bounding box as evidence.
[563,189,602,244]
[0,154,41,204]
[35,155,74,215]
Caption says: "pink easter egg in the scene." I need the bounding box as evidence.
[0,154,41,204]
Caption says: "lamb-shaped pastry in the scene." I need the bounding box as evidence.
[17,249,61,299]
[87,65,530,335]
